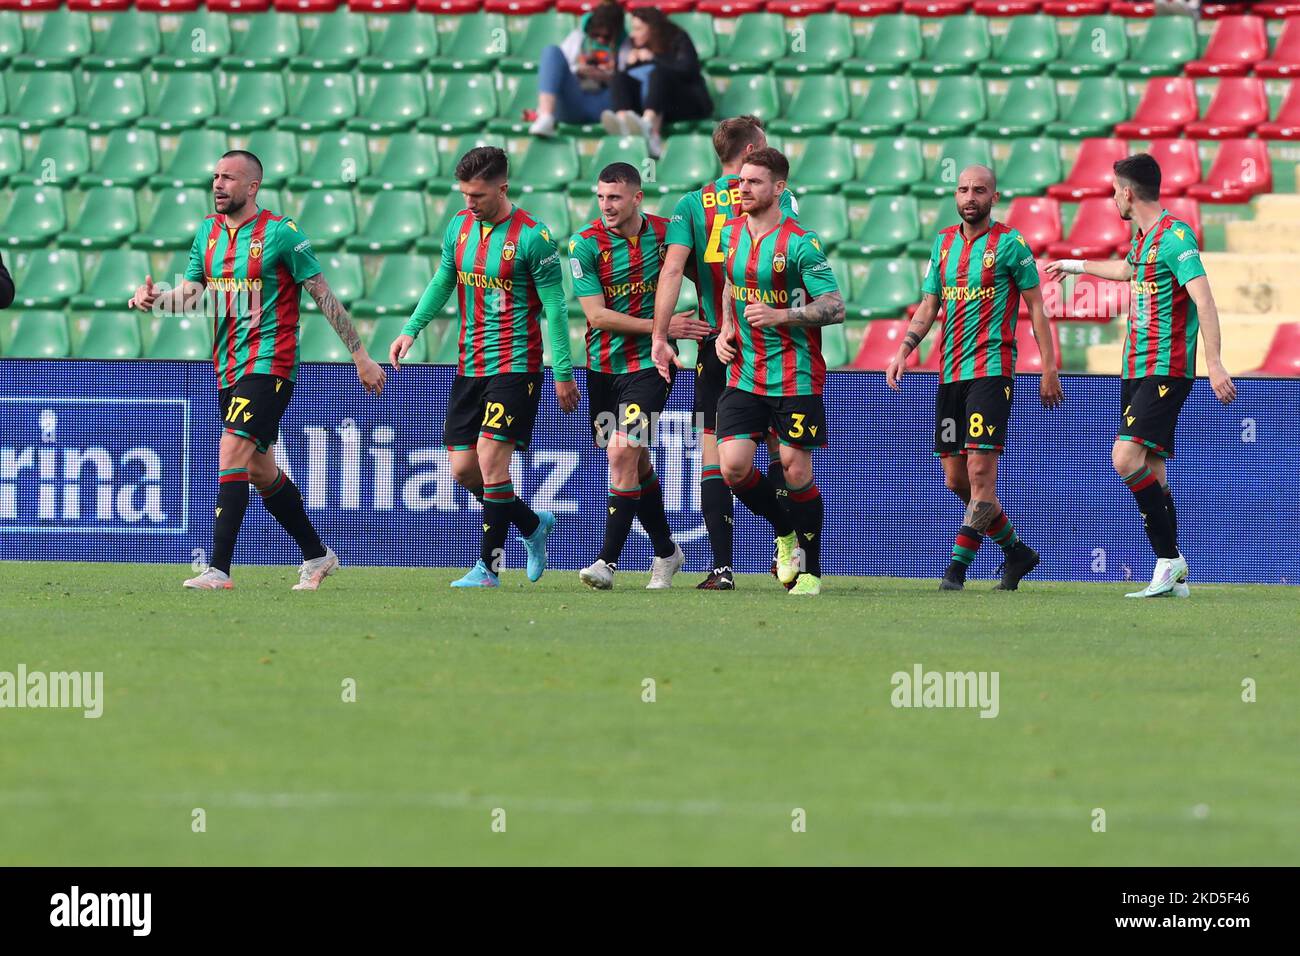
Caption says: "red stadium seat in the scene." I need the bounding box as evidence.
[626,0,693,9]
[349,0,415,8]
[0,0,63,9]
[1108,1,1155,15]
[1200,4,1235,17]
[901,0,972,15]
[916,325,945,371]
[835,0,903,11]
[1185,77,1269,139]
[1065,272,1128,321]
[1252,2,1300,17]
[1258,81,1300,139]
[1006,196,1061,256]
[274,0,343,9]
[1114,77,1198,139]
[418,0,484,11]
[207,0,271,10]
[852,320,919,370]
[486,0,555,10]
[1146,139,1201,197]
[768,0,836,12]
[697,0,765,13]
[1250,323,1300,376]
[1162,196,1203,246]
[68,0,132,10]
[1187,16,1268,77]
[1046,197,1130,258]
[1256,17,1300,77]
[135,0,202,9]
[1042,1,1109,13]
[1014,319,1061,373]
[1186,138,1273,202]
[1047,139,1127,200]
[973,0,1040,11]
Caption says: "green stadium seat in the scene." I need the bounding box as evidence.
[208,72,287,132]
[846,258,920,320]
[904,75,986,136]
[431,12,508,72]
[519,191,572,241]
[58,187,139,250]
[1044,76,1127,138]
[0,127,21,186]
[845,194,922,257]
[769,74,850,136]
[349,73,428,134]
[363,131,440,192]
[298,313,354,362]
[71,249,150,311]
[844,136,925,198]
[498,10,571,74]
[975,75,1058,136]
[244,129,298,188]
[302,251,364,314]
[846,14,924,77]
[908,201,961,257]
[912,14,992,76]
[19,128,91,187]
[130,188,209,250]
[0,12,23,70]
[787,135,856,194]
[291,10,369,71]
[418,73,497,134]
[708,13,785,75]
[14,10,91,70]
[774,13,855,76]
[571,135,649,195]
[140,72,217,133]
[672,12,716,61]
[792,192,850,249]
[831,259,871,322]
[821,323,850,369]
[278,73,358,133]
[648,133,719,193]
[5,312,70,358]
[487,73,539,135]
[1,186,66,247]
[353,254,432,317]
[712,73,781,125]
[75,312,142,359]
[417,198,467,256]
[67,72,147,132]
[290,131,370,190]
[13,250,81,309]
[910,136,993,196]
[294,189,357,251]
[429,319,462,364]
[514,138,580,193]
[83,10,162,72]
[223,11,301,71]
[347,191,427,253]
[361,12,439,73]
[369,317,427,363]
[153,11,232,71]
[0,72,77,131]
[149,128,229,188]
[79,128,160,188]
[146,315,211,360]
[998,136,1062,197]
[1046,16,1128,78]
[977,14,1059,77]
[1115,14,1198,78]
[836,75,920,137]
[257,188,285,217]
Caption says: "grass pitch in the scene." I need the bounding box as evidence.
[1,561,1296,866]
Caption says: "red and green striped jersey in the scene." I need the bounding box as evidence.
[1123,213,1205,380]
[665,175,798,331]
[568,213,669,374]
[184,209,321,388]
[719,214,839,397]
[920,221,1040,384]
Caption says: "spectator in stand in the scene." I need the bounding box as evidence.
[529,0,628,138]
[0,252,13,309]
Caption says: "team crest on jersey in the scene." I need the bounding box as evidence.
[502,240,517,261]
[772,252,786,273]
[982,251,995,269]
[1147,250,1157,263]
[249,239,263,259]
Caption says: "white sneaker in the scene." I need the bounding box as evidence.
[1125,555,1188,598]
[600,110,626,137]
[646,128,663,159]
[293,547,339,591]
[183,567,232,590]
[646,544,685,590]
[528,113,558,138]
[579,558,615,590]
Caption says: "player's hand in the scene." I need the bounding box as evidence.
[1044,259,1085,279]
[715,322,737,363]
[128,275,158,311]
[651,336,682,383]
[355,352,386,396]
[555,379,579,414]
[743,301,784,328]
[668,309,711,341]
[389,334,415,370]
[885,354,908,391]
[1208,361,1236,405]
[1040,368,1064,409]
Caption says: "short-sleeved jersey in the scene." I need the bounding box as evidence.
[438,205,564,377]
[666,175,799,331]
[920,221,1040,384]
[568,213,669,374]
[720,214,839,397]
[1122,213,1204,380]
[185,209,322,388]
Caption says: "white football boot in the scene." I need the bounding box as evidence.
[1126,554,1188,598]
[293,547,339,591]
[646,544,685,590]
[579,559,615,590]
[183,568,232,590]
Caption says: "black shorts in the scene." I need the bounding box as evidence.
[934,375,1013,457]
[693,334,728,435]
[716,387,827,449]
[587,366,673,448]
[1119,375,1193,459]
[444,372,544,451]
[218,373,292,454]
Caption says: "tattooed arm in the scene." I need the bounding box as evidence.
[885,293,941,390]
[784,291,845,328]
[303,273,386,396]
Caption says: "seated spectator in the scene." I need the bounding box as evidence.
[529,0,628,137]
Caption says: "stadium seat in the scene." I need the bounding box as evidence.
[432,12,508,72]
[848,258,920,319]
[1115,13,1197,77]
[793,193,850,248]
[130,188,209,250]
[835,75,919,137]
[0,127,20,185]
[497,10,569,74]
[1187,15,1267,77]
[74,312,142,359]
[774,12,855,75]
[844,13,923,77]
[298,312,354,361]
[1256,16,1300,77]
[787,135,856,194]
[1184,77,1269,140]
[19,128,91,186]
[769,75,850,135]
[903,0,973,13]
[348,191,427,253]
[845,194,921,257]
[4,312,71,358]
[82,10,162,71]
[1249,323,1300,376]
[301,250,363,313]
[976,76,1057,137]
[58,187,139,249]
[1162,196,1202,245]
[910,136,992,196]
[820,323,850,369]
[368,316,427,362]
[13,250,81,309]
[1113,77,1197,139]
[1062,272,1127,321]
[1046,197,1128,257]
[1046,15,1127,77]
[998,136,1062,198]
[67,72,147,132]
[0,72,77,131]
[851,319,917,371]
[574,135,649,189]
[911,13,991,76]
[350,73,428,134]
[152,10,233,70]
[364,131,440,192]
[290,131,369,189]
[844,136,925,197]
[1042,0,1108,12]
[139,72,218,132]
[279,73,358,132]
[1047,138,1125,199]
[648,134,719,193]
[1,186,65,247]
[708,13,785,74]
[1258,82,1300,139]
[712,73,781,125]
[208,72,287,131]
[1186,138,1272,202]
[294,189,357,250]
[1043,76,1128,138]
[149,129,229,188]
[487,74,540,135]
[904,74,986,136]
[70,249,150,311]
[419,73,497,134]
[518,191,571,241]
[13,10,91,70]
[360,11,439,72]
[977,14,1059,77]
[145,315,211,360]
[0,12,22,70]
[1005,195,1060,255]
[417,198,468,255]
[79,129,160,188]
[1252,2,1300,17]
[236,129,295,189]
[514,137,580,193]
[352,254,432,316]
[1145,139,1200,197]
[292,10,369,70]
[223,11,301,70]
[1014,318,1060,372]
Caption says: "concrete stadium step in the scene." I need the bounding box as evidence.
[1251,194,1300,222]
[1224,218,1300,255]
[1083,314,1290,375]
[1201,253,1300,314]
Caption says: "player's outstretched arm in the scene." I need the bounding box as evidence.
[886,293,941,390]
[1022,285,1064,409]
[303,273,385,396]
[1045,258,1132,282]
[1186,275,1236,405]
[128,275,206,313]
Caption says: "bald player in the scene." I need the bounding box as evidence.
[886,165,1063,591]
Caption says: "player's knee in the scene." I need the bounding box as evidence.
[719,457,749,487]
[451,460,480,488]
[606,444,640,486]
[944,472,971,498]
[782,456,812,489]
[1111,441,1143,476]
[247,458,277,488]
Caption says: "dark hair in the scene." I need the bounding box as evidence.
[742,146,789,183]
[221,149,263,180]
[456,146,509,183]
[631,7,684,57]
[585,0,624,43]
[598,162,641,189]
[712,115,767,164]
[1113,154,1161,202]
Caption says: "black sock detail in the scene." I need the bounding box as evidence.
[1131,482,1179,559]
[509,497,540,538]
[700,476,734,571]
[637,474,676,559]
[260,473,326,561]
[212,476,250,574]
[599,489,640,565]
[1163,485,1177,551]
[729,468,794,537]
[786,482,822,577]
[481,500,512,573]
